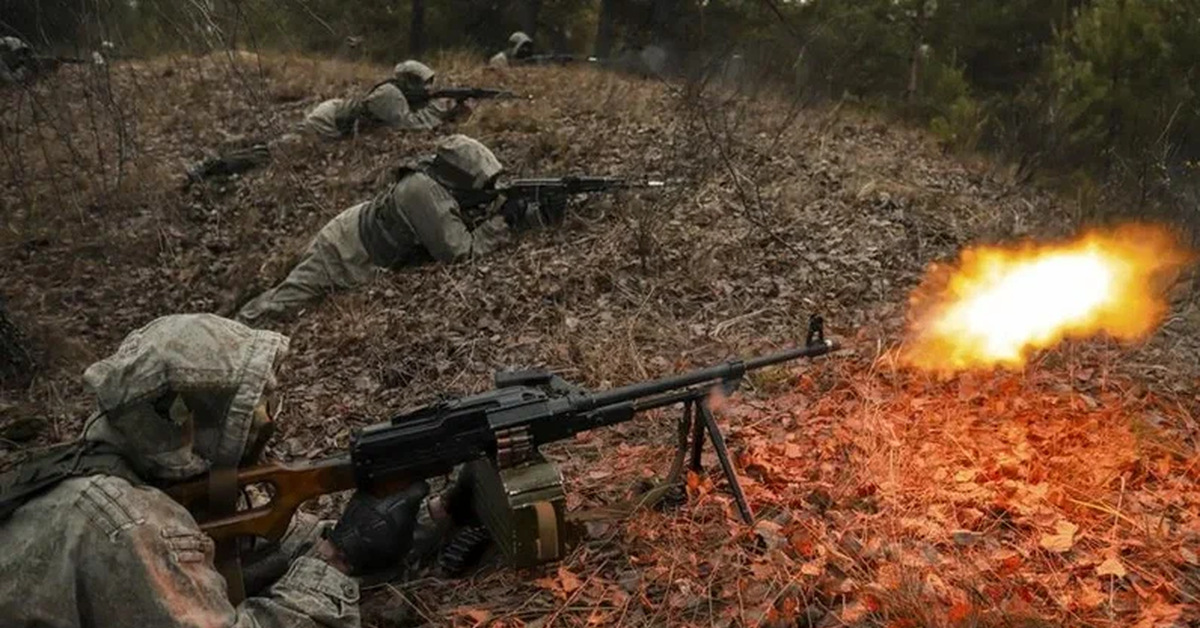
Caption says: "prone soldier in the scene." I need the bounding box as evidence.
[0,314,451,626]
[489,32,535,67]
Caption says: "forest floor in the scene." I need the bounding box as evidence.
[1,51,1199,627]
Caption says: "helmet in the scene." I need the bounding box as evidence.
[431,135,503,190]
[393,59,436,90]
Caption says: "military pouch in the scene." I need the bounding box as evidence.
[465,455,571,568]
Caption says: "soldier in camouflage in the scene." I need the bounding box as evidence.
[303,59,471,138]
[186,61,468,185]
[236,134,551,324]
[0,313,431,627]
[0,36,33,83]
[488,32,534,67]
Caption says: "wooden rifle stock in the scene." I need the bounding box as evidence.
[166,457,414,543]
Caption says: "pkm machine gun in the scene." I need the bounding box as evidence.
[169,316,838,569]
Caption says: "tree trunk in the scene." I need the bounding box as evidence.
[651,0,679,44]
[409,0,426,56]
[906,0,928,102]
[521,0,541,40]
[0,300,34,389]
[595,0,618,58]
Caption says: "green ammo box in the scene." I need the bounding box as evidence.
[466,456,570,568]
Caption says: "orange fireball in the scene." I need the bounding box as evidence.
[903,225,1190,371]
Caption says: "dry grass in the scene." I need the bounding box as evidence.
[2,50,1199,627]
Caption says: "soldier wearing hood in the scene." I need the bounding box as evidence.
[185,61,467,185]
[236,134,548,324]
[489,32,534,67]
[0,36,33,83]
[0,314,432,627]
[303,59,470,139]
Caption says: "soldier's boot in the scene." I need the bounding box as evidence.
[185,144,271,186]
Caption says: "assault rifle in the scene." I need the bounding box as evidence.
[31,54,86,67]
[466,176,670,226]
[395,85,523,108]
[167,318,838,547]
[516,53,601,66]
[493,175,668,207]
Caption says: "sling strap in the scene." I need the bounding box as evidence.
[0,440,140,522]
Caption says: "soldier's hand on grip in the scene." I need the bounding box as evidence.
[328,481,429,575]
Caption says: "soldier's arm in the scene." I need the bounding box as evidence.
[84,483,360,628]
[400,179,511,263]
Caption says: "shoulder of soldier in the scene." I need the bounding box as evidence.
[53,474,200,541]
[383,170,454,213]
[368,81,402,97]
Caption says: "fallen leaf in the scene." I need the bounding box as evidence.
[1075,586,1106,609]
[1096,556,1127,578]
[1039,520,1078,553]
[1181,547,1199,566]
[1134,602,1183,628]
[838,599,870,623]
[948,601,972,622]
[800,559,824,576]
[558,566,582,593]
[952,529,980,546]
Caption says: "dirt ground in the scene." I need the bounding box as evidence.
[2,52,1199,627]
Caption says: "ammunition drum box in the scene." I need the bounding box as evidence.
[466,456,569,567]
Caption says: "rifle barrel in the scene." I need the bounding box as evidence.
[583,340,837,411]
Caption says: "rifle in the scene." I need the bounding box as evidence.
[499,175,668,204]
[398,86,523,108]
[29,55,86,71]
[516,53,601,66]
[167,321,838,546]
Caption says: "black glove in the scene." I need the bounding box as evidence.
[500,193,568,230]
[441,464,479,526]
[535,191,569,224]
[500,196,537,229]
[328,481,429,575]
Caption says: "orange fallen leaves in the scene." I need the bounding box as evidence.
[1096,556,1127,578]
[1039,520,1078,553]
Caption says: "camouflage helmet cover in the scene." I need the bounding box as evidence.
[393,59,436,90]
[431,134,504,189]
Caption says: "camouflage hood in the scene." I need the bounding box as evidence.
[393,60,436,90]
[0,37,30,54]
[81,314,289,481]
[430,134,503,190]
[508,32,533,58]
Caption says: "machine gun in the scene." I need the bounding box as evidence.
[167,317,838,567]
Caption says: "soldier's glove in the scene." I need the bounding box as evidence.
[537,192,569,224]
[500,194,568,230]
[440,464,479,526]
[500,196,542,231]
[447,99,475,123]
[329,481,429,575]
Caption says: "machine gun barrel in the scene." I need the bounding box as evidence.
[584,339,838,412]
